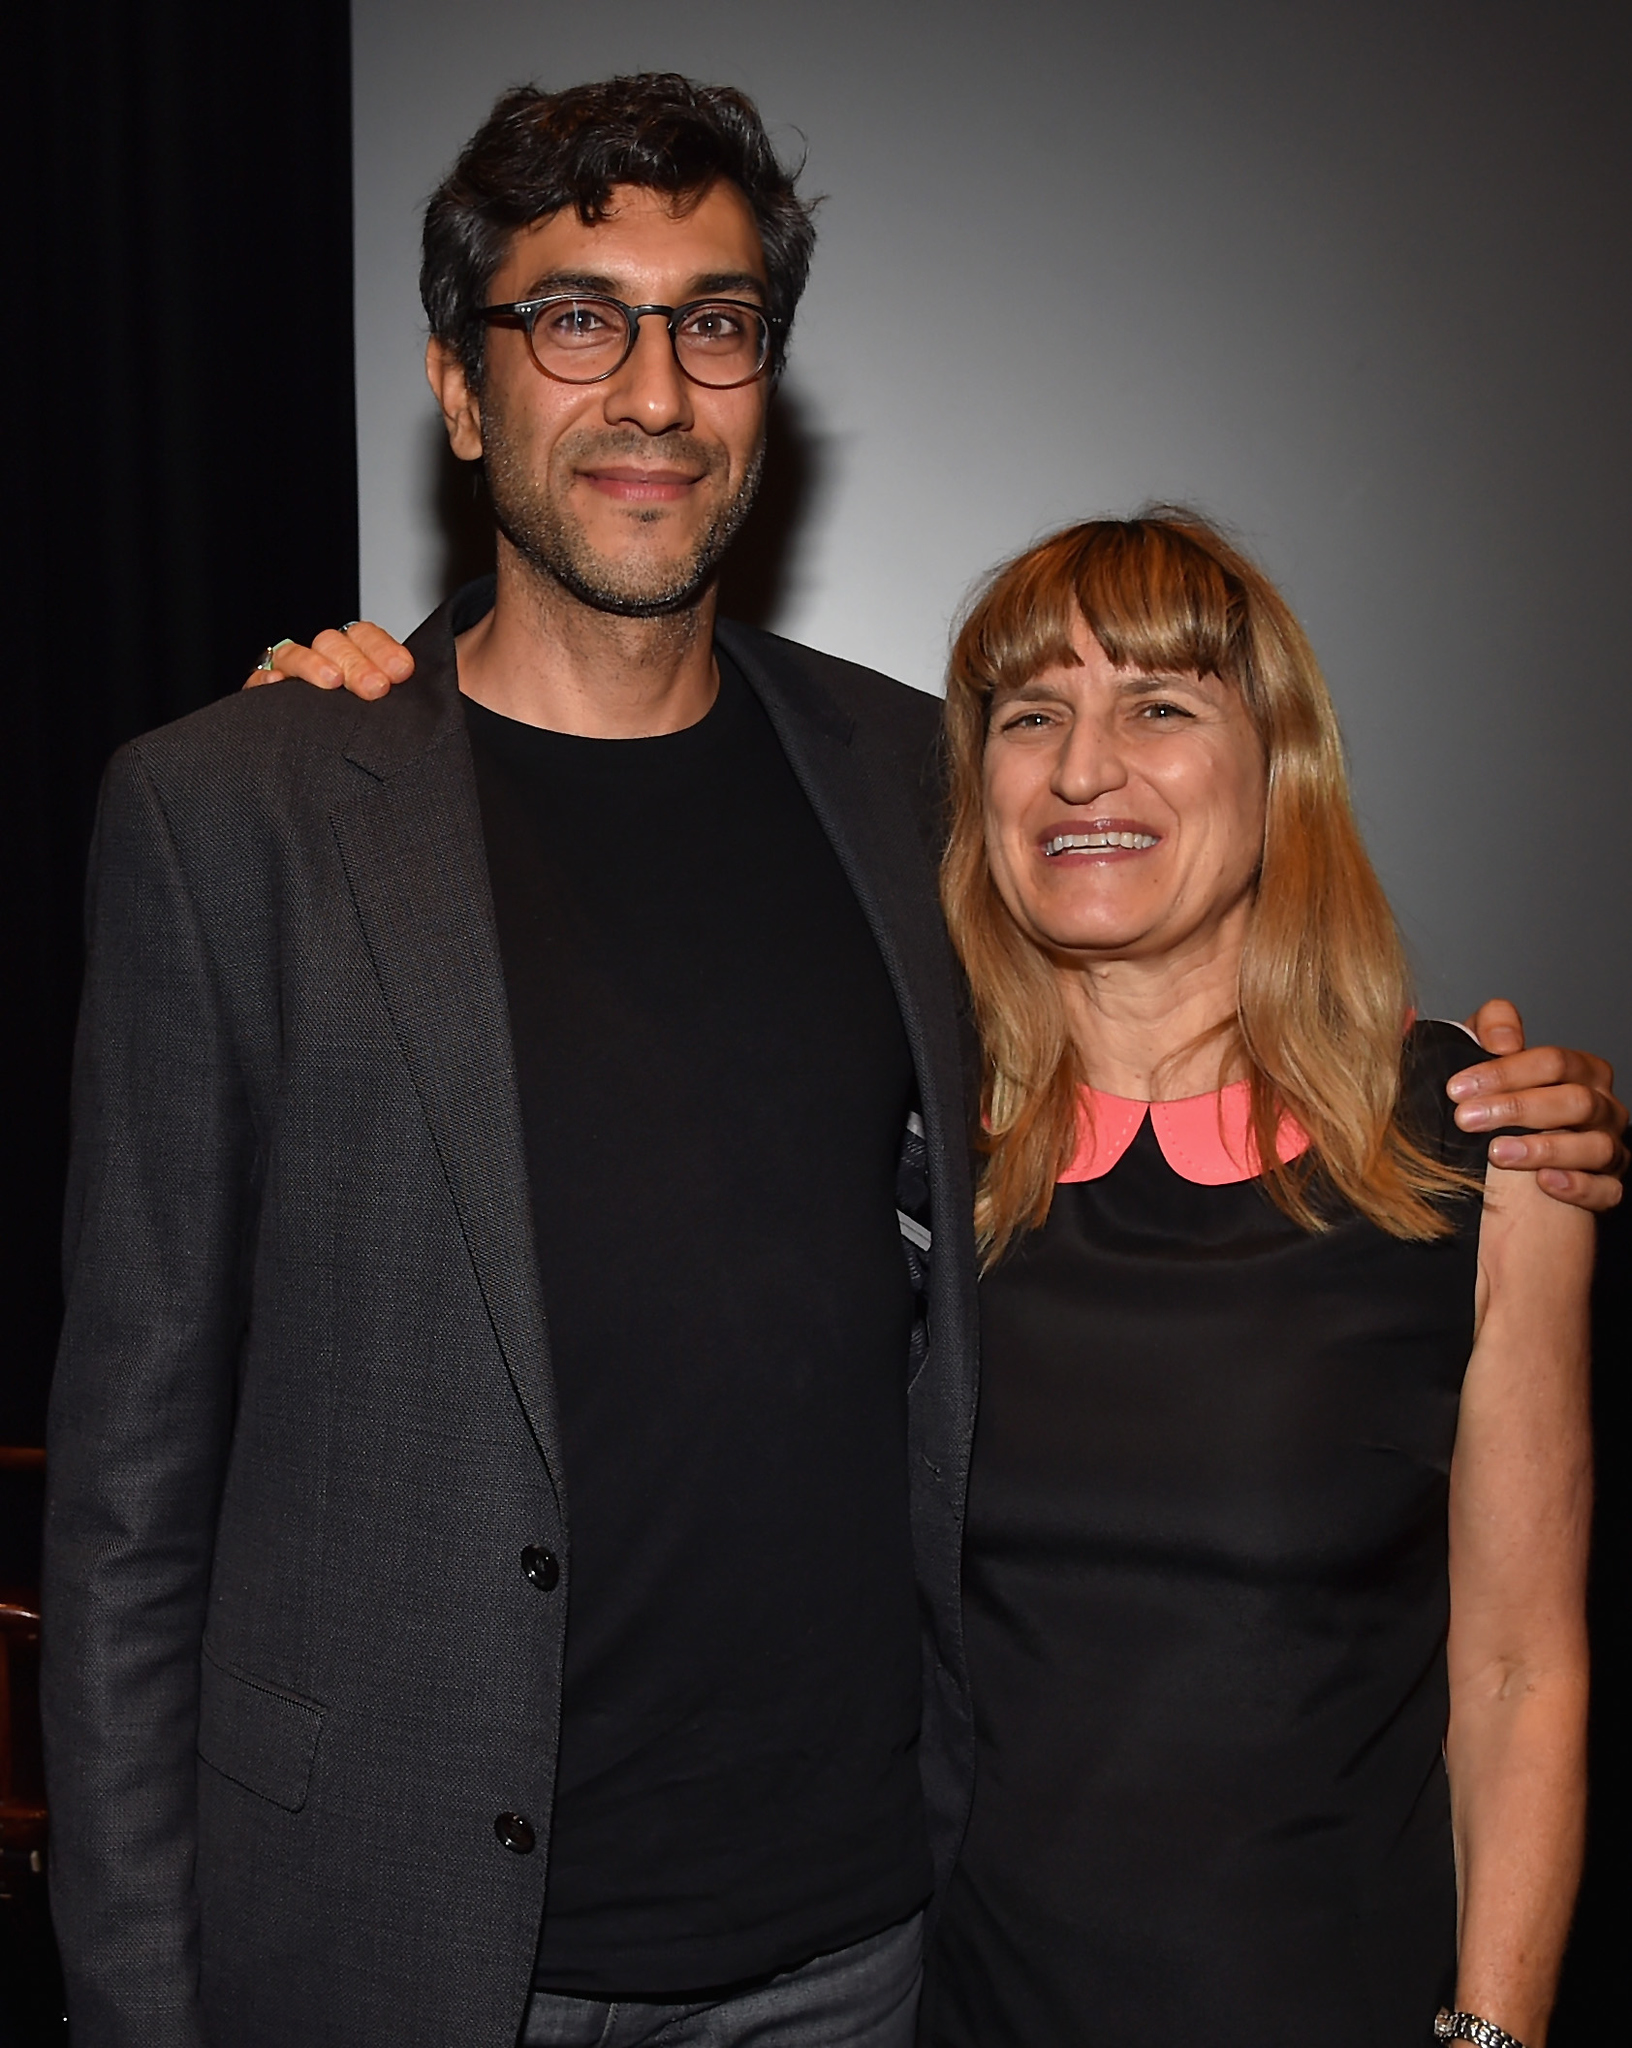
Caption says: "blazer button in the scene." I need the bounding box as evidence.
[521,1545,560,1591]
[495,1812,536,1854]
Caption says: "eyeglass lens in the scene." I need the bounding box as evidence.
[526,299,768,386]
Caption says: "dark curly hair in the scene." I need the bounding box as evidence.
[422,74,819,386]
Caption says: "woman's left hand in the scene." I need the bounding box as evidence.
[244,621,412,696]
[1449,998,1627,1209]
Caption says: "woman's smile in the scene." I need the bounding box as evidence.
[1039,818,1162,858]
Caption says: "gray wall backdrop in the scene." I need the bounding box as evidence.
[353,0,1630,1074]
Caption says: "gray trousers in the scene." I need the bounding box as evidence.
[518,1914,924,2047]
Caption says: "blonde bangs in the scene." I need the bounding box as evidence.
[955,513,1248,707]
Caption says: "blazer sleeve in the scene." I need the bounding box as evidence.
[42,742,256,2048]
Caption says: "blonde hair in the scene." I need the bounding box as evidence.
[941,507,1474,1264]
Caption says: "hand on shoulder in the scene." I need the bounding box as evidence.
[244,622,413,698]
[1448,999,1626,1211]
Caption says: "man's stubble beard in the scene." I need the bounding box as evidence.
[479,404,764,620]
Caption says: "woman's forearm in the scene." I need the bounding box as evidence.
[1446,1651,1588,2044]
[1447,1156,1593,2045]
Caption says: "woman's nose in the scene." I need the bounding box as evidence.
[1052,715,1128,804]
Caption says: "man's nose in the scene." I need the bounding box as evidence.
[602,315,695,434]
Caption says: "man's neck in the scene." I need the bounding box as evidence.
[454,540,720,737]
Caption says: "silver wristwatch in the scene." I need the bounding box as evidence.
[1434,2009,1528,2048]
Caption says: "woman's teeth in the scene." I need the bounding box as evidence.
[1043,831,1158,856]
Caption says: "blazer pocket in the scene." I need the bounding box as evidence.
[197,1647,326,1813]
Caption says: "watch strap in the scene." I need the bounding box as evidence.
[1434,2009,1528,2048]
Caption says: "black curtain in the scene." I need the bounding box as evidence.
[4,6,356,2023]
[4,0,357,1492]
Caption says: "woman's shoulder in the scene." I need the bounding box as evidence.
[1399,1019,1491,1180]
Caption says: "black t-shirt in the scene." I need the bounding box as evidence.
[464,650,930,1997]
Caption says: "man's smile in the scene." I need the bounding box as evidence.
[578,464,706,503]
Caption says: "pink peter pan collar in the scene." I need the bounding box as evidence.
[1059,1081,1310,1186]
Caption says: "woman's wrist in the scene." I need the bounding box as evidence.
[1438,2003,1534,2048]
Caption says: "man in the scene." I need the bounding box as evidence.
[44,73,1624,2048]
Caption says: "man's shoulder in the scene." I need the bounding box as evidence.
[717,620,950,856]
[715,620,943,749]
[116,673,441,820]
[123,675,358,777]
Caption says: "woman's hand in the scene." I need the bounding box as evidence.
[244,622,414,699]
[1450,999,1627,1210]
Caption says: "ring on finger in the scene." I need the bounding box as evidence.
[257,637,296,671]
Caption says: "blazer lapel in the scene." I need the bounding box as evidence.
[716,622,972,1165]
[717,622,982,1820]
[328,600,565,1506]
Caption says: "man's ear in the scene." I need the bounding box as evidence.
[426,336,484,461]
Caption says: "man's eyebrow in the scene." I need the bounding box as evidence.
[510,268,769,305]
[513,269,624,301]
[687,271,768,302]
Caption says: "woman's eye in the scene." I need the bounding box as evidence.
[1000,711,1054,732]
[1137,701,1191,722]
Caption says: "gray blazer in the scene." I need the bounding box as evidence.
[42,595,980,2048]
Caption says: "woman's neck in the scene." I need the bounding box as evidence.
[1058,913,1248,1102]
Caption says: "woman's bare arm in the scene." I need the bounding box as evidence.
[1446,1161,1594,2042]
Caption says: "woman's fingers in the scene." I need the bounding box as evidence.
[312,627,389,697]
[243,639,326,690]
[240,622,414,697]
[334,621,415,690]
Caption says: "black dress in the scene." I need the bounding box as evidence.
[921,1023,1488,2048]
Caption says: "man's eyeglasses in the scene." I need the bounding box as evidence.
[476,294,778,389]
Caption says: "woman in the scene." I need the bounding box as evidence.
[920,509,1592,2048]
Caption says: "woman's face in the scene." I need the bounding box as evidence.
[982,614,1268,971]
